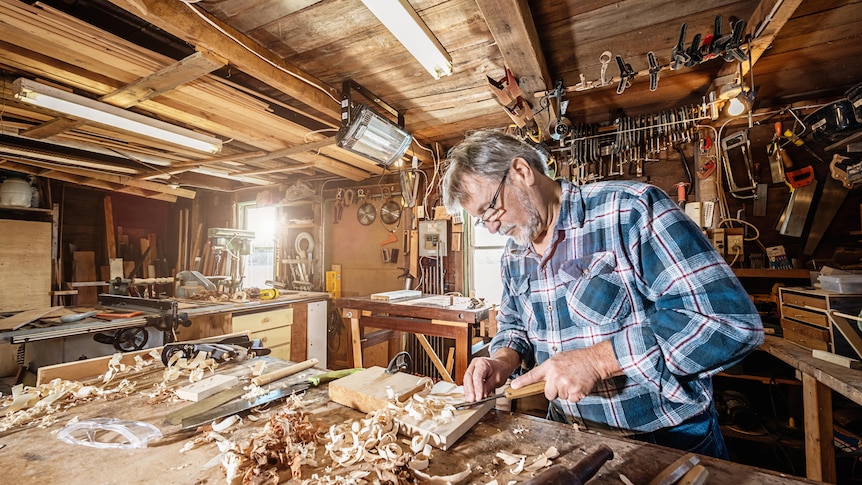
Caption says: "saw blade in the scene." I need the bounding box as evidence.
[180,382,310,430]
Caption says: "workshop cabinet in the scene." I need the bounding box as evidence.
[779,287,862,355]
[232,307,293,361]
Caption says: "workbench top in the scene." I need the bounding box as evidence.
[0,359,818,485]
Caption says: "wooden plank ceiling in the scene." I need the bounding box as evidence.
[0,0,860,199]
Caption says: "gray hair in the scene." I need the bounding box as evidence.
[442,129,548,212]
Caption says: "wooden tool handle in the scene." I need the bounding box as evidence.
[504,381,545,400]
[252,358,319,386]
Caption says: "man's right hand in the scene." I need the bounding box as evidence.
[462,349,521,402]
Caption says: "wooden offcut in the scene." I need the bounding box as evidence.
[175,374,240,402]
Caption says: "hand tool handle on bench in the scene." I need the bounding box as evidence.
[252,358,319,386]
[59,310,99,323]
[521,444,614,485]
[504,380,546,400]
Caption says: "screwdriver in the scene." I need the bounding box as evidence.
[455,381,546,409]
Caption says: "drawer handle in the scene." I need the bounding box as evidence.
[261,336,268,342]
[262,317,270,323]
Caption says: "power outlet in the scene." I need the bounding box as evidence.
[727,235,744,258]
[712,228,725,256]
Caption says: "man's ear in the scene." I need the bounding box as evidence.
[510,157,537,187]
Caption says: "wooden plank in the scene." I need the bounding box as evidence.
[175,373,240,402]
[105,0,340,120]
[104,195,116,259]
[0,220,52,312]
[0,306,63,331]
[802,372,836,483]
[72,251,98,305]
[36,346,157,385]
[475,0,554,133]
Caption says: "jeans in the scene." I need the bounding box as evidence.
[629,403,728,459]
[547,401,729,459]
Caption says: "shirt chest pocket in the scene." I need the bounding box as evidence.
[557,252,631,327]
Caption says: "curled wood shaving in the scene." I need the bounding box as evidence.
[413,463,472,484]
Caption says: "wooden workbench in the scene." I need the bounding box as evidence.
[0,358,820,484]
[760,335,862,483]
[336,295,490,384]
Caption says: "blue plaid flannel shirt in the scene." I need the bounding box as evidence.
[490,180,763,433]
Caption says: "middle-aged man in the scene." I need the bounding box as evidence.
[442,129,763,458]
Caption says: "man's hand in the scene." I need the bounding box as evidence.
[510,340,622,402]
[462,349,520,402]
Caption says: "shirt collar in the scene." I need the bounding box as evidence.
[556,178,585,230]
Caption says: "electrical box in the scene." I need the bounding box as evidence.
[418,220,448,257]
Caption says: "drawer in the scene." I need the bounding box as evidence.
[268,342,292,361]
[232,308,293,333]
[244,325,293,351]
[780,304,828,328]
[780,318,831,343]
[780,291,826,310]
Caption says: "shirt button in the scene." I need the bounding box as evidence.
[582,269,589,275]
[548,304,552,311]
[552,346,558,352]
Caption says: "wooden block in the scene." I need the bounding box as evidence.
[328,366,428,413]
[395,381,494,450]
[812,349,862,369]
[175,374,240,402]
[328,368,493,450]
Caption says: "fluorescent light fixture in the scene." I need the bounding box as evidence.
[337,104,413,167]
[12,78,222,154]
[360,0,453,79]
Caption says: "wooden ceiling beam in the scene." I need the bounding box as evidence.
[21,50,228,140]
[716,0,804,80]
[1,160,179,202]
[106,0,341,121]
[2,157,196,199]
[475,0,555,136]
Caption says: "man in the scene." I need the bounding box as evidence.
[443,129,763,459]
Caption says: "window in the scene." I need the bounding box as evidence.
[241,204,277,288]
[468,218,508,305]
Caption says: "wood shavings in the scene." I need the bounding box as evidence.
[413,463,472,484]
[215,405,320,484]
[494,451,525,466]
[511,426,528,435]
[212,415,241,432]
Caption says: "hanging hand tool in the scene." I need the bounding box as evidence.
[521,444,614,485]
[487,67,537,132]
[704,15,728,59]
[724,20,749,62]
[670,23,690,70]
[615,55,636,95]
[333,188,344,224]
[455,381,546,409]
[684,32,703,67]
[647,51,661,91]
[598,51,613,87]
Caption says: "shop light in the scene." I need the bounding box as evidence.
[13,78,222,154]
[359,0,453,79]
[336,104,413,167]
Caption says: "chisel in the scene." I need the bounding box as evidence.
[454,381,546,409]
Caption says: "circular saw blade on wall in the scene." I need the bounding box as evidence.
[357,202,376,226]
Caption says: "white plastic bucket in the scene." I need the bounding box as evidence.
[0,178,32,207]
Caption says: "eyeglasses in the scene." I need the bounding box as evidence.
[475,170,508,227]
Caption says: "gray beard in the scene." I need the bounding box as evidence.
[500,197,542,246]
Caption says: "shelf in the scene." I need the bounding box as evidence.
[733,269,812,279]
[283,223,317,229]
[717,372,800,386]
[0,205,53,222]
[825,129,862,151]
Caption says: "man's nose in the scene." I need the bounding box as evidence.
[485,219,503,234]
